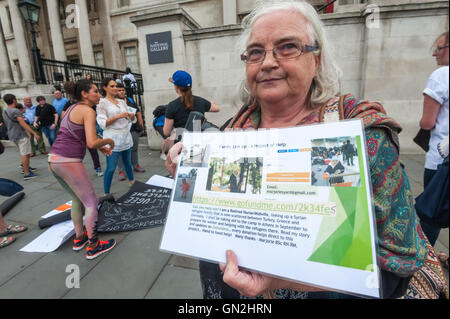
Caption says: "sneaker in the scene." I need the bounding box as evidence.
[86,239,116,260]
[23,172,38,180]
[118,171,126,181]
[20,165,37,173]
[73,233,89,251]
[133,165,146,173]
[95,168,104,177]
[160,153,167,161]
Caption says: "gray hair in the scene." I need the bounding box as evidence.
[238,0,342,109]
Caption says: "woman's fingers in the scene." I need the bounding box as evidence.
[221,250,265,297]
[165,142,183,176]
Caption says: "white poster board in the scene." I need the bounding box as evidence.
[160,120,381,298]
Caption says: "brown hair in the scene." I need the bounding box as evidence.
[178,86,194,111]
[64,80,94,102]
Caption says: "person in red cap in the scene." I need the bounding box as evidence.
[163,70,220,146]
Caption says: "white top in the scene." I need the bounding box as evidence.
[123,73,137,88]
[96,98,137,152]
[423,66,449,170]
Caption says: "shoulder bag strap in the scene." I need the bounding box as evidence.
[319,95,345,123]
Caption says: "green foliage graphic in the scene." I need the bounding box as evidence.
[307,136,373,270]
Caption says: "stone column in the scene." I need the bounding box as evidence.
[75,0,95,65]
[101,0,118,69]
[0,17,14,84]
[46,0,67,61]
[223,0,237,25]
[0,5,13,35]
[7,0,34,83]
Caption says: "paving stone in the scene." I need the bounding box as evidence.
[169,255,199,270]
[63,228,171,299]
[145,265,203,299]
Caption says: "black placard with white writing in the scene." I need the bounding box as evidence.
[146,31,174,64]
[97,181,171,232]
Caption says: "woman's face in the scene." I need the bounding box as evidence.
[104,80,118,97]
[245,10,320,107]
[83,85,102,106]
[433,35,449,66]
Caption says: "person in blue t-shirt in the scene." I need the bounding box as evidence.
[52,90,69,119]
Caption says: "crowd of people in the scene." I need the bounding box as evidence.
[0,71,147,257]
[0,0,448,299]
[312,141,356,166]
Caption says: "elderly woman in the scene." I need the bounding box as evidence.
[166,0,428,299]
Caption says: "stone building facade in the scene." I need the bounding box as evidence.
[0,0,448,152]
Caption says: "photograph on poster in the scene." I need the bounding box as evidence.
[311,136,361,187]
[206,157,263,194]
[180,144,210,168]
[173,168,198,203]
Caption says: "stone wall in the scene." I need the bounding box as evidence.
[133,0,448,153]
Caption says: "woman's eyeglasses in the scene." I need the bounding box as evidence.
[434,45,449,53]
[241,42,319,64]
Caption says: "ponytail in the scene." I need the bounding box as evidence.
[179,86,194,111]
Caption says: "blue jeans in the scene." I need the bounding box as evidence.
[104,149,134,194]
[41,125,57,146]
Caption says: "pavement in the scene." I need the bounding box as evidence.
[0,138,448,299]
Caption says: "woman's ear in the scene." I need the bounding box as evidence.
[314,51,321,74]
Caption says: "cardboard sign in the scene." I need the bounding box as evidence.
[97,181,171,232]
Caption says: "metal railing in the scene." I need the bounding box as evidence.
[39,58,147,134]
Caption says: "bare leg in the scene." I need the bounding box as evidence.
[21,154,30,175]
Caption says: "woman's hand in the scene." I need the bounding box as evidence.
[219,250,324,297]
[219,250,276,297]
[104,138,114,151]
[165,142,183,177]
[99,145,113,157]
[118,112,130,120]
[128,113,136,121]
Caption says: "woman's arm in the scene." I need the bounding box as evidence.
[136,111,144,129]
[84,108,114,150]
[163,117,174,137]
[420,94,441,130]
[96,100,129,128]
[209,101,220,113]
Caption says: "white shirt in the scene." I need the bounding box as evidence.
[96,98,137,152]
[123,73,137,88]
[423,66,449,170]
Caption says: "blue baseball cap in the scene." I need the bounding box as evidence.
[169,70,192,88]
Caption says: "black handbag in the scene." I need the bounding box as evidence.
[0,140,4,155]
[413,129,431,152]
[415,156,449,228]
